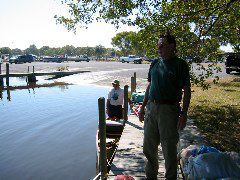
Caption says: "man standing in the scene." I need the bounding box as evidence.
[106,80,124,120]
[139,34,191,179]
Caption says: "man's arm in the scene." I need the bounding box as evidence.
[139,82,150,122]
[177,85,191,130]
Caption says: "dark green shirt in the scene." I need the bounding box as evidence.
[148,56,190,102]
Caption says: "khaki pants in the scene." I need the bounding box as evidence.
[143,102,180,179]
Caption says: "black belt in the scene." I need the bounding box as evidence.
[151,99,179,105]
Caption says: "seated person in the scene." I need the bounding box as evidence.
[106,80,124,120]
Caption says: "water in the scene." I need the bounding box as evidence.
[0,78,109,180]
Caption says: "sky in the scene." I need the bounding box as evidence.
[0,0,137,50]
[0,0,233,52]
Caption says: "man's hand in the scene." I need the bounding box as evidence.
[177,114,187,130]
[139,108,145,123]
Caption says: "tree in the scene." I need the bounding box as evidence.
[112,31,136,56]
[39,46,50,56]
[108,48,116,57]
[112,31,145,56]
[25,44,39,55]
[56,0,239,87]
[76,46,95,56]
[95,45,106,59]
[62,45,76,56]
[0,47,12,55]
[12,48,23,55]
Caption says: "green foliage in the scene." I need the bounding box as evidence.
[111,31,144,56]
[56,0,239,50]
[0,47,12,55]
[189,77,240,152]
[95,45,106,58]
[39,46,51,56]
[11,48,23,55]
[25,45,39,55]
[56,0,239,88]
[0,44,115,57]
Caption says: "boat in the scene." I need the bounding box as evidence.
[106,120,124,138]
[96,119,124,173]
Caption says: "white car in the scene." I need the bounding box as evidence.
[120,55,142,64]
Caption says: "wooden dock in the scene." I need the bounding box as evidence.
[108,115,184,180]
[0,70,90,78]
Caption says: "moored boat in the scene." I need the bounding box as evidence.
[96,119,124,173]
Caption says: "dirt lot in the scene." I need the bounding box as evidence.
[0,61,231,90]
[0,61,150,90]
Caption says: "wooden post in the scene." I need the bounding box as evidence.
[33,66,35,73]
[98,97,107,180]
[6,63,9,87]
[123,85,129,125]
[133,72,136,92]
[0,63,3,87]
[28,66,30,73]
[7,88,11,101]
[131,76,134,95]
[0,89,2,99]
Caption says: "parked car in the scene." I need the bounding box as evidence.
[144,56,156,62]
[74,55,90,62]
[225,53,240,74]
[0,57,3,64]
[120,55,142,64]
[9,55,19,64]
[42,56,66,63]
[10,55,35,64]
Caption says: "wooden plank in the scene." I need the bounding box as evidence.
[0,70,90,78]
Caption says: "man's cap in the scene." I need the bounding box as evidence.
[112,79,120,86]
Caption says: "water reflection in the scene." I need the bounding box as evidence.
[0,78,70,101]
[0,88,2,99]
[7,88,11,101]
[0,88,11,101]
[0,85,71,101]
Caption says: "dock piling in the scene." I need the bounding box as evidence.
[131,77,134,95]
[27,66,36,83]
[133,72,136,92]
[98,97,107,180]
[0,63,3,87]
[123,85,129,125]
[6,63,9,86]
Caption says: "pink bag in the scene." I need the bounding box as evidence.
[114,175,135,180]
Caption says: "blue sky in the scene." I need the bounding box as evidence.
[0,0,233,52]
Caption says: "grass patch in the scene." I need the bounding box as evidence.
[189,77,240,152]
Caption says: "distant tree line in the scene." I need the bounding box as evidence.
[0,31,158,59]
[0,44,118,58]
